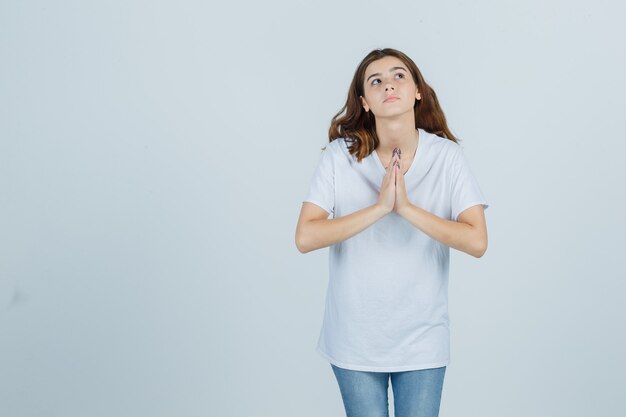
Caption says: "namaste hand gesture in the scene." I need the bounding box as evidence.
[376,147,411,215]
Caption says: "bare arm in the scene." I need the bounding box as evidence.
[397,203,488,258]
[295,202,388,253]
[296,150,399,254]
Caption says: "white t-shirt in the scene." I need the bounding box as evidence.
[302,128,490,372]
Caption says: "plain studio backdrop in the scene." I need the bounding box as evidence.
[1,0,625,416]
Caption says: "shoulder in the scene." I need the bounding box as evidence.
[322,138,352,160]
[314,139,344,170]
[326,138,348,151]
[423,130,463,164]
[426,131,461,152]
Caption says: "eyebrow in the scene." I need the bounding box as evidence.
[366,66,407,82]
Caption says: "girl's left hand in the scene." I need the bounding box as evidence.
[393,155,411,214]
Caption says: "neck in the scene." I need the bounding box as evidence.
[374,113,419,155]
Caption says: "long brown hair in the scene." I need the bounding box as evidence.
[324,48,459,161]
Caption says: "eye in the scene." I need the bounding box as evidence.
[370,73,406,86]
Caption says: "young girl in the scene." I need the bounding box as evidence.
[295,47,489,417]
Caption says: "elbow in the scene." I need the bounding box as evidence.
[296,220,328,253]
[473,239,488,258]
[295,233,311,254]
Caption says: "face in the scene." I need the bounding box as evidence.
[360,55,421,118]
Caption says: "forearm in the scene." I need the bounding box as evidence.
[298,204,388,253]
[397,203,484,257]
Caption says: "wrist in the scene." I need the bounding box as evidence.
[397,202,413,217]
[374,203,391,217]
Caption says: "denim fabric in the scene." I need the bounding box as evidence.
[330,364,446,417]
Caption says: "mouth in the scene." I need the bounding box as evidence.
[383,96,399,103]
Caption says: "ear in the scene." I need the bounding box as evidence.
[360,95,370,112]
[415,90,422,101]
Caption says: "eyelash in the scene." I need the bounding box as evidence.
[371,73,405,85]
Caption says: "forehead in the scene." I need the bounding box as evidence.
[364,56,406,77]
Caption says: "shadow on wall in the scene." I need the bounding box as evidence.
[0,282,28,314]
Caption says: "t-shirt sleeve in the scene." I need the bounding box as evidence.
[450,147,489,222]
[302,145,335,217]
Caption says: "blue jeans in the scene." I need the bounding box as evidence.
[331,364,446,417]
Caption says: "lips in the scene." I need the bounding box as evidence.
[384,96,399,103]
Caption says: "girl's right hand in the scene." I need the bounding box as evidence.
[376,154,398,214]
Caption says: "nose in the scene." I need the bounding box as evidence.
[385,82,395,91]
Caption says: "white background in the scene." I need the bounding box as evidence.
[1,0,625,416]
